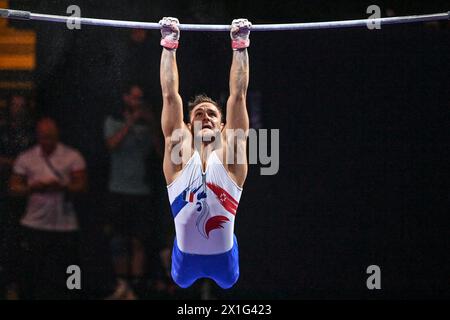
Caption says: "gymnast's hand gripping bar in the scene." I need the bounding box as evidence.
[0,8,449,31]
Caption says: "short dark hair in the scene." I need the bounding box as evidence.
[188,94,223,118]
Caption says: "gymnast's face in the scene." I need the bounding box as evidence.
[189,103,223,141]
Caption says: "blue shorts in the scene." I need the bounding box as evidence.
[171,235,240,289]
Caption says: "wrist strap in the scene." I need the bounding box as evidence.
[232,38,250,50]
[161,38,179,50]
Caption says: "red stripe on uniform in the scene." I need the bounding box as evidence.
[206,183,238,215]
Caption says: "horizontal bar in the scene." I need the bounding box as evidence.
[0,8,449,31]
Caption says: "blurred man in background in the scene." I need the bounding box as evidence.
[9,117,87,299]
[0,94,35,299]
[103,84,164,297]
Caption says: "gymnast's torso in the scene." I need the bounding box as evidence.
[167,149,242,255]
[166,149,242,288]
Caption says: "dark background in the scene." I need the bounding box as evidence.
[6,0,450,299]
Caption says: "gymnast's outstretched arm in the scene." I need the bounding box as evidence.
[159,17,189,184]
[160,17,184,138]
[224,19,252,187]
[226,19,250,132]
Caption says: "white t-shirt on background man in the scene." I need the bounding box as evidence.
[13,143,86,232]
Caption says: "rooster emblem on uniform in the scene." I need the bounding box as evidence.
[194,189,230,239]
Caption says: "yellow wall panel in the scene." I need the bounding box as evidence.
[0,55,35,69]
[0,0,36,71]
